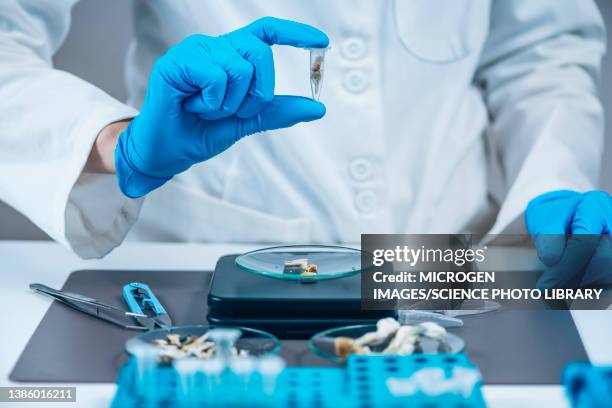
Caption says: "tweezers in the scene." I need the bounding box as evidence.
[30,283,148,330]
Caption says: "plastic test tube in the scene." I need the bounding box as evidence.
[208,328,241,362]
[201,357,225,405]
[127,340,159,402]
[307,47,330,101]
[230,356,256,392]
[257,355,286,397]
[174,357,203,405]
[205,329,242,404]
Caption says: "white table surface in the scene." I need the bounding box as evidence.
[1,241,611,408]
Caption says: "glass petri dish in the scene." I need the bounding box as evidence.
[308,324,465,363]
[126,325,280,363]
[235,245,364,282]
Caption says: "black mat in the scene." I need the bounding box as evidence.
[10,269,588,384]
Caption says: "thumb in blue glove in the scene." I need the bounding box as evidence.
[525,190,612,289]
[115,17,329,198]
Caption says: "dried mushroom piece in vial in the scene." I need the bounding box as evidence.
[307,46,330,100]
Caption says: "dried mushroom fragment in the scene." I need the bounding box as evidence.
[354,317,400,348]
[283,259,308,274]
[334,337,358,360]
[150,332,248,362]
[283,259,319,277]
[311,57,323,79]
[333,318,449,359]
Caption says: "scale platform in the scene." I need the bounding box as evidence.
[207,254,393,338]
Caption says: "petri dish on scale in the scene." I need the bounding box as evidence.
[235,245,365,282]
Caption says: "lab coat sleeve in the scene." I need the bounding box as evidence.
[0,0,142,258]
[475,0,606,234]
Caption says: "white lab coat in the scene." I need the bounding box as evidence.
[0,0,605,258]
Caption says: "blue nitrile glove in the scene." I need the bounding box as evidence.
[115,17,329,198]
[525,190,612,289]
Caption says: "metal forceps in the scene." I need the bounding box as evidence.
[30,283,150,330]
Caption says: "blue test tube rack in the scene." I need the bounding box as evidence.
[111,353,486,408]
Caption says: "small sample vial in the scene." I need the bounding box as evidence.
[230,356,256,391]
[201,357,225,390]
[257,355,285,396]
[208,328,241,362]
[307,47,330,100]
[174,358,202,403]
[127,341,159,401]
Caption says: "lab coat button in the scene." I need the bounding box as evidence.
[355,190,378,213]
[343,70,369,93]
[342,37,366,60]
[349,158,374,181]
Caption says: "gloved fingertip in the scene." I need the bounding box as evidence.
[306,29,330,48]
[539,252,562,267]
[263,95,326,126]
[275,98,326,124]
[534,235,566,267]
[301,100,326,121]
[233,96,326,136]
[245,17,330,48]
[536,276,553,291]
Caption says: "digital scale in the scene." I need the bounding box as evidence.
[207,246,393,338]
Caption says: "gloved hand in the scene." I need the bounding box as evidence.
[115,17,329,198]
[525,190,612,289]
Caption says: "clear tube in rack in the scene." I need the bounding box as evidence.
[127,340,159,402]
[257,355,285,396]
[174,357,202,404]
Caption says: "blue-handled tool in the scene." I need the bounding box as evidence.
[123,282,173,330]
[30,283,149,331]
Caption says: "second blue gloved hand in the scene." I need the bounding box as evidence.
[525,190,612,288]
[115,17,329,198]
